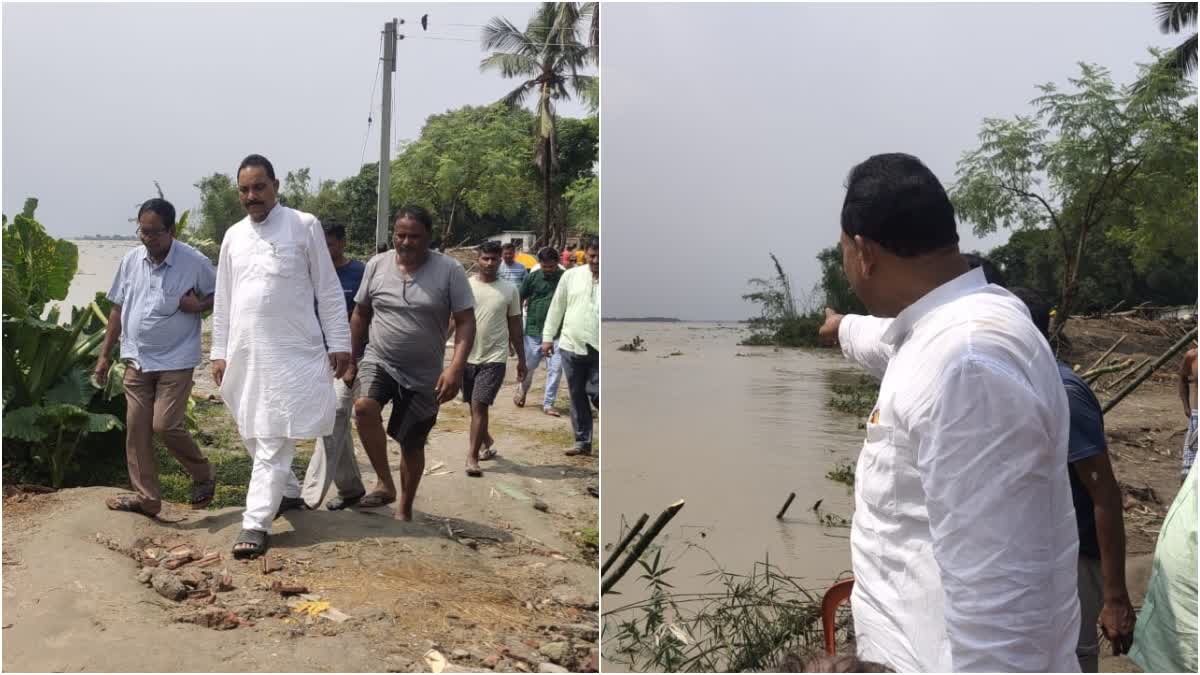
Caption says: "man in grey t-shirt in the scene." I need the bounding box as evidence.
[344,206,476,521]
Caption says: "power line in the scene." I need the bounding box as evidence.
[359,33,384,169]
[416,34,594,48]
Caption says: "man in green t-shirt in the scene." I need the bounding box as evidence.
[515,247,565,415]
[464,241,526,477]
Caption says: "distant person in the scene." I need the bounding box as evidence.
[515,247,566,416]
[574,244,586,267]
[345,205,476,520]
[1011,287,1136,671]
[210,154,352,558]
[1128,466,1197,673]
[300,222,369,510]
[498,241,528,285]
[815,153,1080,671]
[561,242,576,269]
[1179,342,1197,482]
[543,236,599,457]
[463,241,525,477]
[95,198,217,517]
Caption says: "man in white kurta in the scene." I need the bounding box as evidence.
[211,154,351,557]
[818,153,1080,672]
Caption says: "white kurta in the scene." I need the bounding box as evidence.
[210,205,351,440]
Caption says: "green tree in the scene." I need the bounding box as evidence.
[950,60,1195,334]
[193,173,243,245]
[338,163,379,247]
[391,104,539,245]
[815,245,867,315]
[481,2,596,247]
[278,168,313,212]
[564,174,598,234]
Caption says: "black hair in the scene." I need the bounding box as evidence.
[538,246,559,262]
[322,221,347,241]
[841,153,959,258]
[583,235,599,251]
[394,205,433,231]
[237,154,276,181]
[479,240,503,256]
[963,252,1007,287]
[502,242,516,251]
[1010,286,1052,340]
[137,198,176,229]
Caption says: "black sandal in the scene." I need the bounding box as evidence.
[325,491,366,511]
[232,529,269,559]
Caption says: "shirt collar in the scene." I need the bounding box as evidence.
[880,266,987,347]
[139,239,180,268]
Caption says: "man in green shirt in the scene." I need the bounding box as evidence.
[542,237,599,457]
[515,247,565,416]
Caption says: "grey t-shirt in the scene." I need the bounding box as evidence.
[356,250,474,390]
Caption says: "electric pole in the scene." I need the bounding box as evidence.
[375,18,398,252]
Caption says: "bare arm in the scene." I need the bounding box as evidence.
[350,302,372,361]
[93,305,122,385]
[1072,453,1135,654]
[436,308,476,404]
[508,313,527,381]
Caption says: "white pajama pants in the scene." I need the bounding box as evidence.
[242,436,302,532]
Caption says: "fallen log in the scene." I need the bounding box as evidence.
[601,499,685,595]
[1082,360,1134,385]
[1102,327,1198,415]
[1105,357,1151,392]
[600,513,648,576]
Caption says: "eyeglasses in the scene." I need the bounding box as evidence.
[136,227,169,239]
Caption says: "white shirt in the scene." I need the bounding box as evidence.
[837,267,1081,673]
[210,205,351,439]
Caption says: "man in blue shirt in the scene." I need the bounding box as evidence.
[94,198,217,517]
[498,242,528,285]
[1012,287,1136,672]
[301,222,368,509]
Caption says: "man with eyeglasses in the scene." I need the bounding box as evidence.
[95,198,218,517]
[342,205,476,521]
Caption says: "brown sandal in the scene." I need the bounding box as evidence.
[105,494,157,517]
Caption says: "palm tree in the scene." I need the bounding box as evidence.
[1156,2,1197,78]
[481,3,595,247]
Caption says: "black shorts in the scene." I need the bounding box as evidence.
[462,362,507,406]
[356,360,437,448]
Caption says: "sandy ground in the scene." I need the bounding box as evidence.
[2,350,599,673]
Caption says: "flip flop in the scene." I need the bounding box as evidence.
[326,491,366,511]
[191,478,217,509]
[479,447,499,461]
[466,464,483,478]
[358,491,397,508]
[232,529,269,559]
[542,407,561,418]
[513,389,527,408]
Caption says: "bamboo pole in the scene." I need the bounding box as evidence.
[601,513,648,576]
[776,492,797,519]
[601,499,685,595]
[1084,334,1127,374]
[1105,357,1151,391]
[1082,359,1133,384]
[1102,327,1198,415]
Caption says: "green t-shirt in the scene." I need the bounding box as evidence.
[520,268,564,340]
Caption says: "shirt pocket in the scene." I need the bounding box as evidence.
[856,419,896,510]
[252,240,305,279]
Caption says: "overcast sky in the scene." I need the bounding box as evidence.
[602,2,1180,320]
[3,2,588,237]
